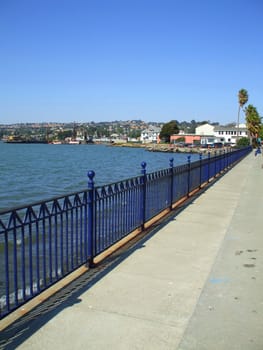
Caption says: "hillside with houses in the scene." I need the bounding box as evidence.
[0,120,248,147]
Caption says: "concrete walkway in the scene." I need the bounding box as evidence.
[1,151,263,349]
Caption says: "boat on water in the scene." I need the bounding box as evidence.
[50,140,63,145]
[67,140,80,145]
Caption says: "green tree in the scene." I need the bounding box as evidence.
[57,130,73,141]
[128,129,141,139]
[159,120,179,143]
[237,89,249,141]
[245,104,261,147]
[236,137,250,147]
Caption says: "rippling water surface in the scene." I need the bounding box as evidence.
[0,142,199,210]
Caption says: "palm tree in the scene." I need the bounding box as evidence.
[245,104,261,146]
[237,89,249,142]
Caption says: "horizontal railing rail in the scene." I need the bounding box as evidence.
[0,146,252,319]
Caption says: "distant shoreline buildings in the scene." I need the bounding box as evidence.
[142,123,248,146]
[0,120,248,146]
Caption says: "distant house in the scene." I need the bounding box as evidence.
[170,126,214,145]
[213,125,248,144]
[140,126,161,143]
[195,123,215,135]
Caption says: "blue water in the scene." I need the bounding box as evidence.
[0,142,199,211]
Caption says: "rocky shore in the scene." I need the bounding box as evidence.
[110,142,230,155]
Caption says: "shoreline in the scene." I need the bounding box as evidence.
[110,142,231,154]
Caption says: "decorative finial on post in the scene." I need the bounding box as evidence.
[87,170,95,188]
[141,161,147,175]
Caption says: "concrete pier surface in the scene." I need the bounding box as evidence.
[1,151,263,349]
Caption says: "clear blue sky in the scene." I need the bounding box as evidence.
[1,0,263,125]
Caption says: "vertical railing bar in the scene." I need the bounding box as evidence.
[127,186,131,232]
[42,217,47,288]
[93,196,97,256]
[208,152,211,182]
[4,230,10,312]
[136,184,140,226]
[99,197,103,251]
[134,185,138,228]
[169,158,174,209]
[84,192,88,262]
[102,197,105,250]
[130,185,133,231]
[140,162,147,229]
[127,187,130,233]
[35,219,40,292]
[70,207,74,270]
[28,222,33,295]
[112,193,115,241]
[13,226,18,306]
[65,209,69,273]
[122,189,125,236]
[114,190,118,241]
[187,155,191,197]
[48,215,52,284]
[96,199,101,255]
[105,195,109,247]
[108,195,112,246]
[199,153,202,188]
[109,194,114,243]
[119,189,122,239]
[216,151,217,178]
[80,202,83,263]
[60,209,64,276]
[124,189,127,235]
[54,211,58,280]
[21,224,26,300]
[118,190,122,241]
[118,189,120,239]
[87,170,95,266]
[75,205,79,266]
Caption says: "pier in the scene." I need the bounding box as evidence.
[0,150,262,349]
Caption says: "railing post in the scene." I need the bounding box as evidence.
[140,162,147,230]
[187,155,191,197]
[226,147,230,168]
[219,150,222,173]
[220,150,225,172]
[199,153,202,188]
[87,170,95,267]
[214,150,217,176]
[208,152,211,182]
[169,158,174,209]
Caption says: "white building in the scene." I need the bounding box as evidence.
[213,125,248,145]
[195,123,215,135]
[140,126,161,143]
[195,123,248,145]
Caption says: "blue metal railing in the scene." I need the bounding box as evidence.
[0,146,251,319]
